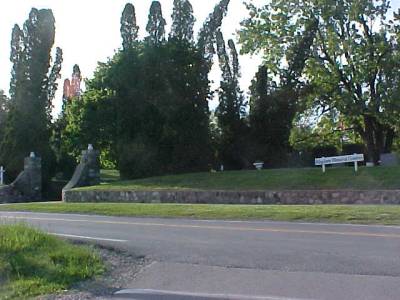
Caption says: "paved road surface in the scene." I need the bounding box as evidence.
[1,211,400,300]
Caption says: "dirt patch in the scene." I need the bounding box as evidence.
[39,243,149,300]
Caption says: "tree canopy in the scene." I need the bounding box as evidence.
[61,0,240,178]
[240,0,400,164]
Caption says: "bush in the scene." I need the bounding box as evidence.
[312,145,338,159]
[342,143,366,156]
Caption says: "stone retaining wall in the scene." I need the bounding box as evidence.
[63,189,400,205]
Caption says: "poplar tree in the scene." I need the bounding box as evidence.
[215,31,247,169]
[120,3,139,50]
[170,0,195,42]
[197,0,230,67]
[146,1,166,45]
[0,8,62,181]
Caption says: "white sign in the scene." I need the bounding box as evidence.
[315,154,364,173]
[315,154,364,165]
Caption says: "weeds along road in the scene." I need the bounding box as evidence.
[1,211,400,300]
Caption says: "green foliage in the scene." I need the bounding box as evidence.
[290,107,363,153]
[63,41,212,179]
[62,88,118,166]
[240,0,400,164]
[60,1,238,177]
[215,31,248,169]
[170,0,195,42]
[246,16,319,167]
[249,66,295,167]
[197,0,230,67]
[120,3,139,50]
[146,1,166,45]
[0,8,62,182]
[0,90,9,145]
[0,224,104,299]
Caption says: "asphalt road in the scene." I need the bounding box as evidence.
[1,211,400,300]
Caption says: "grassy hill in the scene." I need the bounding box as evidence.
[90,166,400,191]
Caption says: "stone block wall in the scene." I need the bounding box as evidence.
[63,189,400,205]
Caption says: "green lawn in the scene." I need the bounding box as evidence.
[100,169,121,182]
[84,166,400,191]
[0,224,104,299]
[2,202,400,225]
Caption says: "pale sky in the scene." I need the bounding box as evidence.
[0,0,264,116]
[1,0,399,116]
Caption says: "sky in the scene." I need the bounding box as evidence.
[0,0,264,115]
[1,0,399,116]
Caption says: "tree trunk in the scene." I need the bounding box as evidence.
[384,127,395,154]
[362,115,379,165]
[361,115,395,165]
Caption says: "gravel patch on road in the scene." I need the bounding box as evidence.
[39,242,149,300]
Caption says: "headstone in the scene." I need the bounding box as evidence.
[380,153,399,166]
[253,162,264,170]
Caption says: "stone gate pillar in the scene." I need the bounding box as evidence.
[10,152,42,201]
[62,145,100,196]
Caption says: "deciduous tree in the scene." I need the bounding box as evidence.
[240,0,400,164]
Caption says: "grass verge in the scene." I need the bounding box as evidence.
[0,224,104,299]
[82,166,400,191]
[1,202,400,225]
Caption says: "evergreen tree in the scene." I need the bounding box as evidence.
[215,30,247,169]
[0,8,61,182]
[9,25,24,101]
[248,19,319,167]
[146,1,166,45]
[170,0,195,42]
[120,3,139,50]
[249,66,291,166]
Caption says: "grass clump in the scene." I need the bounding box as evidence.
[0,224,104,299]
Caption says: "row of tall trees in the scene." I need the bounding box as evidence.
[61,0,234,178]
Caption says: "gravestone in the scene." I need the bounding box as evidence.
[380,153,399,166]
